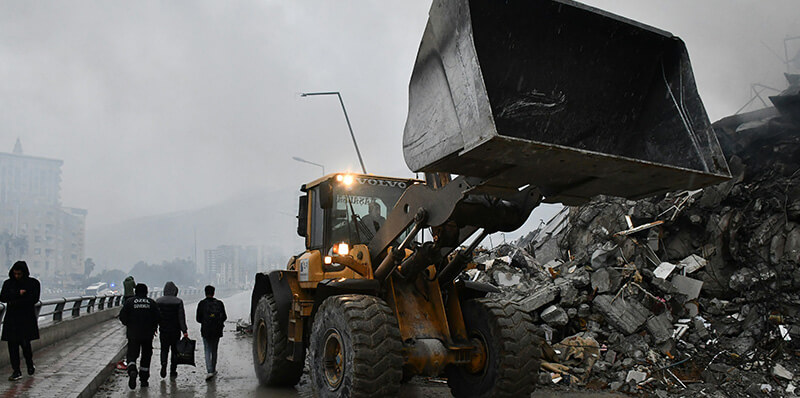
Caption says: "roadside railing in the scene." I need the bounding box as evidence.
[38,294,124,323]
[0,287,203,332]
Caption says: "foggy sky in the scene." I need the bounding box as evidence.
[2,0,798,232]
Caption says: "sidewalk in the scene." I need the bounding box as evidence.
[0,319,126,398]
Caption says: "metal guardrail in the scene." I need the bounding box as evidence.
[0,288,203,331]
[0,294,123,328]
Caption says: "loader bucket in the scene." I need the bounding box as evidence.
[403,0,730,204]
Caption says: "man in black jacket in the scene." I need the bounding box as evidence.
[196,285,226,380]
[119,283,160,389]
[0,261,40,381]
[155,281,188,378]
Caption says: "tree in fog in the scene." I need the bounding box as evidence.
[129,258,197,288]
[83,258,95,279]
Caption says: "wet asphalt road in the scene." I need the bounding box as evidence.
[93,290,619,398]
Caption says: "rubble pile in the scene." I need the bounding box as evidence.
[469,76,800,396]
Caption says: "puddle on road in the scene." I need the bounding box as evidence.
[93,291,456,397]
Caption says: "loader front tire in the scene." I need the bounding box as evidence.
[310,295,403,398]
[252,295,304,386]
[446,298,541,398]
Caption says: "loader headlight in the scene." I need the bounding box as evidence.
[336,174,354,186]
[324,256,333,265]
[334,242,349,256]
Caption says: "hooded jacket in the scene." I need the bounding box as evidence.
[155,281,187,336]
[0,261,41,342]
[119,284,160,340]
[123,276,136,299]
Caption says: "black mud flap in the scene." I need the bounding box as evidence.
[251,270,294,338]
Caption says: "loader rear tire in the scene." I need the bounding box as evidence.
[445,298,542,398]
[252,295,304,387]
[309,295,403,398]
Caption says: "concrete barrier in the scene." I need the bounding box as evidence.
[0,307,120,370]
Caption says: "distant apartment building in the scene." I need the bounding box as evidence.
[204,245,259,287]
[0,139,86,281]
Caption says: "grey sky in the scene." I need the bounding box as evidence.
[1,0,798,233]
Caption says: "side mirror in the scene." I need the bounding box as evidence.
[297,195,308,238]
[318,181,334,209]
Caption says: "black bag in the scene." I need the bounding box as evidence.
[175,337,196,366]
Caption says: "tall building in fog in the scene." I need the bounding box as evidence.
[0,139,86,282]
[204,245,259,287]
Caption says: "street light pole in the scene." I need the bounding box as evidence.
[300,91,367,174]
[292,156,325,176]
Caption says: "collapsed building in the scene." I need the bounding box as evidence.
[469,75,800,396]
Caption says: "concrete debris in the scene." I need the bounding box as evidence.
[679,254,707,274]
[593,295,650,335]
[517,284,559,313]
[626,370,648,384]
[235,318,252,335]
[541,305,569,327]
[591,268,621,294]
[773,363,794,380]
[590,242,618,269]
[670,275,703,301]
[493,269,521,287]
[646,313,674,345]
[653,262,677,280]
[464,80,800,397]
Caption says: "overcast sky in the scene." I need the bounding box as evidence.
[1,1,798,231]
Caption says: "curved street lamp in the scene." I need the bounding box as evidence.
[292,156,325,176]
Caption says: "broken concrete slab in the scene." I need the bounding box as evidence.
[541,305,569,327]
[671,274,703,301]
[679,254,707,274]
[493,270,522,287]
[517,284,560,313]
[772,363,793,380]
[591,268,621,294]
[625,370,647,384]
[646,313,674,344]
[653,262,677,280]
[592,295,651,335]
[556,280,580,307]
[590,242,618,269]
[563,266,591,288]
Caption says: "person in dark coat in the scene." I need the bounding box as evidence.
[0,261,40,381]
[196,285,226,380]
[115,275,137,372]
[119,283,160,389]
[123,276,136,301]
[155,281,188,379]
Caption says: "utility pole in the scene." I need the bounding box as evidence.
[300,91,367,174]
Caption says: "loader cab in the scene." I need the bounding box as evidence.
[298,173,418,255]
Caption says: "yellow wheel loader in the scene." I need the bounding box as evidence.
[251,1,730,397]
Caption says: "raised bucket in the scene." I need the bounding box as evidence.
[403,0,730,204]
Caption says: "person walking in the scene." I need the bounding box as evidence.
[196,285,226,381]
[0,261,40,381]
[119,283,160,389]
[122,276,136,302]
[155,281,188,379]
[116,275,137,371]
